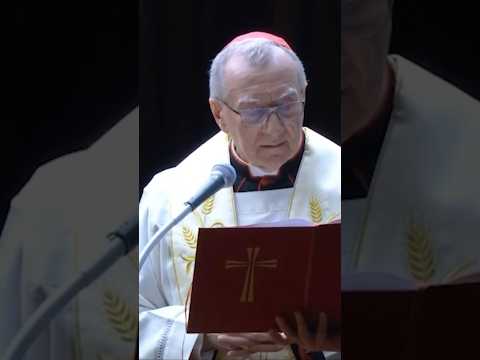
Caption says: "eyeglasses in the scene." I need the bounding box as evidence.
[219,100,305,127]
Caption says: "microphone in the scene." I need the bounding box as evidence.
[2,218,139,360]
[110,215,139,254]
[139,163,236,270]
[185,163,237,209]
[3,165,236,359]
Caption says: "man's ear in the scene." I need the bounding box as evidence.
[209,98,228,132]
[301,83,308,99]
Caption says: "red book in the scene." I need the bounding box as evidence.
[186,220,340,333]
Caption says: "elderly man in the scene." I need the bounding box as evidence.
[139,32,341,360]
[342,0,480,285]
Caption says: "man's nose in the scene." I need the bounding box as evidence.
[264,109,285,133]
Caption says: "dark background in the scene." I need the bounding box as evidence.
[1,1,138,229]
[2,1,479,231]
[390,3,480,101]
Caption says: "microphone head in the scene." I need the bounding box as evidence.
[211,164,237,187]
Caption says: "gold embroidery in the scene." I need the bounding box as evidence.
[325,213,340,223]
[192,195,216,228]
[442,258,476,283]
[181,254,196,274]
[103,290,138,342]
[309,197,323,224]
[181,200,223,272]
[128,248,139,270]
[182,226,197,249]
[225,247,278,303]
[201,195,215,215]
[407,221,435,282]
[193,211,206,227]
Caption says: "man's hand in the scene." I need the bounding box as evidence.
[204,332,289,359]
[275,312,341,352]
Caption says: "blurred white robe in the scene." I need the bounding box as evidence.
[343,55,480,283]
[0,108,139,360]
[139,127,341,360]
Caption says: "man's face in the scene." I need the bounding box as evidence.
[342,0,392,142]
[210,48,305,172]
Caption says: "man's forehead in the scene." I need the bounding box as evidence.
[223,52,300,103]
[224,47,295,76]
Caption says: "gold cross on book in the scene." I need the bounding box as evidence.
[225,247,278,303]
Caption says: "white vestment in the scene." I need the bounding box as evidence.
[0,108,139,360]
[139,128,341,360]
[343,55,480,283]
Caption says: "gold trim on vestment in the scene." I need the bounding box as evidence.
[103,290,138,343]
[170,129,325,360]
[169,200,184,305]
[406,219,435,283]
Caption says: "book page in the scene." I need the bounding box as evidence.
[239,218,315,228]
[448,270,480,285]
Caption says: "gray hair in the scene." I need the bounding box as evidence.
[209,38,307,100]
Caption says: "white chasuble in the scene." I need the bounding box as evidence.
[343,55,480,283]
[139,127,341,359]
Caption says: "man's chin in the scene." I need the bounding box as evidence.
[255,156,290,173]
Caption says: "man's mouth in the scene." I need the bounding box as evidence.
[262,141,286,148]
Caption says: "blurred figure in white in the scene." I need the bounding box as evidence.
[0,108,138,360]
[342,0,480,284]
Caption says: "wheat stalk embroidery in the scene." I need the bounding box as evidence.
[407,221,435,283]
[309,197,323,224]
[201,195,215,215]
[182,226,197,249]
[181,195,224,274]
[103,290,137,342]
[181,254,196,274]
[442,258,476,283]
[127,248,138,270]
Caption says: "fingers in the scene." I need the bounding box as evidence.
[267,329,290,345]
[314,312,328,347]
[275,311,342,352]
[236,332,277,343]
[225,349,252,360]
[275,316,297,343]
[294,311,310,344]
[244,343,287,353]
[216,334,252,350]
[224,339,287,359]
[211,332,290,358]
[216,332,286,351]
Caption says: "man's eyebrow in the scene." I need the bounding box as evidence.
[236,89,299,107]
[236,97,262,107]
[276,90,300,101]
[278,92,298,100]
